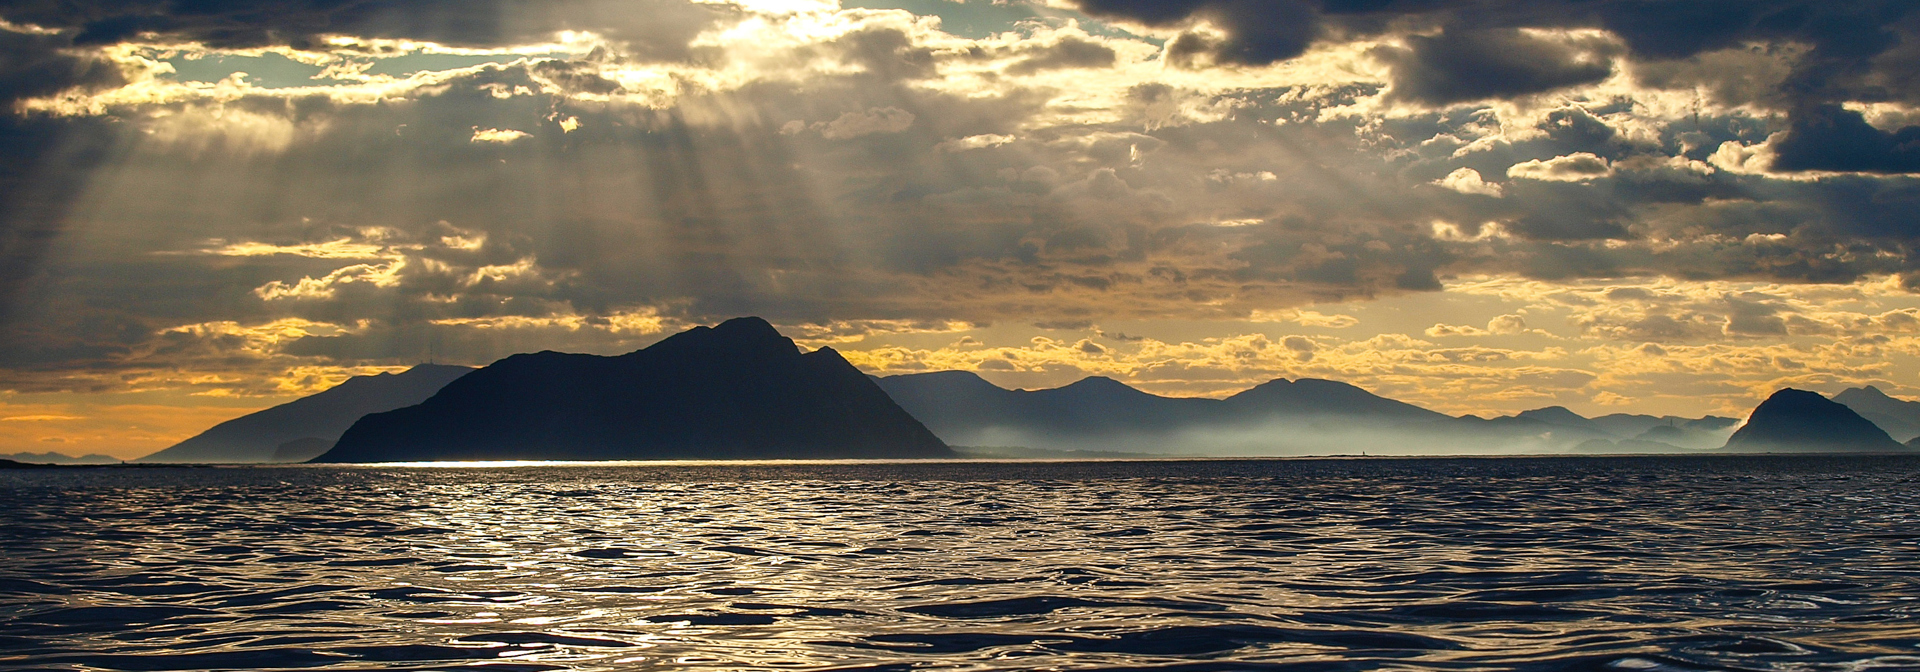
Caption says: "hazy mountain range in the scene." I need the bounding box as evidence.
[11,318,1920,464]
[874,371,1761,456]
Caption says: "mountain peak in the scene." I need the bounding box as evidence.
[1061,375,1134,389]
[1515,406,1602,431]
[1836,385,1894,402]
[1050,376,1157,400]
[1223,377,1445,421]
[637,316,798,360]
[1830,385,1920,443]
[880,370,1004,390]
[712,315,783,339]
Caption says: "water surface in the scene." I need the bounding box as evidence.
[6,455,1920,671]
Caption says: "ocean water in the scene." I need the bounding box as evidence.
[6,456,1920,671]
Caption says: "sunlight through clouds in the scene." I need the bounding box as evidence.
[3,0,1920,454]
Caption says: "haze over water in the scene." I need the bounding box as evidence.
[7,456,1920,671]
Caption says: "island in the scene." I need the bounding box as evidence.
[311,317,952,462]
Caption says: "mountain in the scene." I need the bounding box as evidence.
[0,451,120,464]
[1833,386,1920,442]
[858,371,1216,452]
[1221,378,1449,422]
[1514,406,1607,434]
[1721,389,1906,453]
[313,318,951,462]
[1592,413,1687,438]
[137,364,475,463]
[1625,417,1739,449]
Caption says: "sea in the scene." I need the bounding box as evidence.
[5,455,1920,671]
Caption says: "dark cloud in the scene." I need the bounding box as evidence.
[1377,29,1617,105]
[835,27,938,80]
[3,0,728,56]
[1167,0,1320,67]
[1064,0,1919,116]
[1076,0,1321,67]
[1072,0,1215,27]
[1005,37,1116,75]
[1771,105,1920,174]
[0,29,123,107]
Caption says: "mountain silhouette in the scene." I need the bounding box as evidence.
[1722,388,1906,452]
[1832,385,1920,442]
[137,364,474,463]
[313,318,951,462]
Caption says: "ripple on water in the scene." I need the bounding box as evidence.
[5,455,1920,671]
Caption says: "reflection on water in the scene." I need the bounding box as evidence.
[6,456,1920,671]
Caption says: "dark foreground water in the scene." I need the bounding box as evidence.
[6,456,1920,671]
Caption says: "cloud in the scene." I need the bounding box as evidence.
[936,134,1015,152]
[205,238,389,259]
[1507,153,1614,181]
[1433,167,1503,196]
[1424,313,1546,338]
[2,0,1920,418]
[1248,308,1360,329]
[1005,36,1118,75]
[0,26,123,108]
[470,127,532,143]
[813,107,916,139]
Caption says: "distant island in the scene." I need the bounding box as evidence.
[312,318,952,462]
[0,451,120,465]
[1722,389,1905,453]
[877,371,1760,455]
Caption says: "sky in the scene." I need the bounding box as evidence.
[3,0,1920,458]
